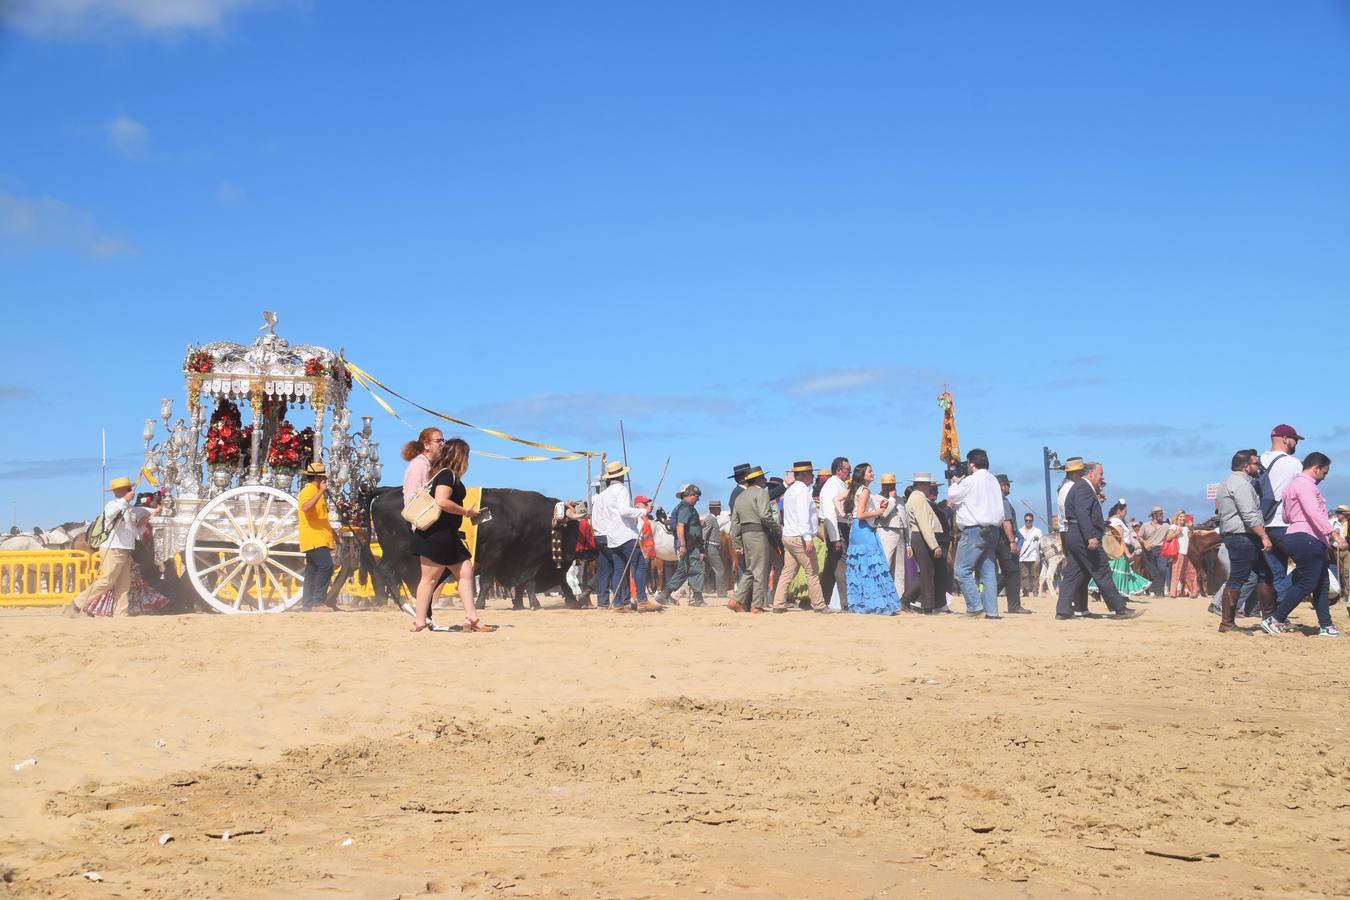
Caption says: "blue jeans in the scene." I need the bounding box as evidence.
[954,525,999,616]
[1274,532,1332,627]
[632,547,649,602]
[302,546,334,609]
[605,539,637,606]
[1145,547,1168,596]
[1262,526,1292,598]
[594,535,611,607]
[1223,534,1273,589]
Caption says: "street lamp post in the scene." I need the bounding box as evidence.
[1043,446,1064,531]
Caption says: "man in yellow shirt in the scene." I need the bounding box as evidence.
[297,462,337,611]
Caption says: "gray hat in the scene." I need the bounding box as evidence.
[679,483,702,497]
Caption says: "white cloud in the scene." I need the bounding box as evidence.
[214,180,245,207]
[0,190,136,260]
[105,115,149,158]
[3,0,267,37]
[792,368,887,394]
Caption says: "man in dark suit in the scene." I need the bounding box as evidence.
[1057,461,1145,620]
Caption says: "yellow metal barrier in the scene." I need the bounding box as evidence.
[0,550,96,607]
[0,547,425,609]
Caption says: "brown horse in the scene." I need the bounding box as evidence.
[1187,528,1224,595]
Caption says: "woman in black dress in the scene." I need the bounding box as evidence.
[409,437,489,632]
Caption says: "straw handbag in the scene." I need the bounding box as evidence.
[1102,527,1125,561]
[402,469,446,531]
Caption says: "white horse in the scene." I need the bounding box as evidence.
[1038,532,1064,594]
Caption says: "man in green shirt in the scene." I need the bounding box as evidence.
[729,466,780,613]
[657,484,707,607]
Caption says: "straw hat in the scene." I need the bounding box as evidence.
[790,460,814,473]
[1334,504,1350,515]
[109,476,133,491]
[1063,457,1085,473]
[911,472,935,485]
[602,460,630,480]
[304,462,327,477]
[880,473,896,485]
[742,465,766,481]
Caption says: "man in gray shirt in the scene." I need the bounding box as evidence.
[1215,449,1276,632]
[1138,507,1174,597]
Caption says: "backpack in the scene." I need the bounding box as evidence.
[1258,452,1287,524]
[86,507,123,551]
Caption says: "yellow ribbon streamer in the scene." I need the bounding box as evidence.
[345,360,598,462]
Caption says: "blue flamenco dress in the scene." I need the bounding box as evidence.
[845,509,901,615]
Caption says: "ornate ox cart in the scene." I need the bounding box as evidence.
[141,316,381,613]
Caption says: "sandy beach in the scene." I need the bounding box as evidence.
[2,592,1348,898]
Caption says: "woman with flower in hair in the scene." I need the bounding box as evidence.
[1090,500,1151,597]
[839,462,901,615]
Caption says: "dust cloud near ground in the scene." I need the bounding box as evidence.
[2,592,1348,898]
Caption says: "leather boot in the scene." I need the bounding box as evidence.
[1254,582,1277,619]
[1218,586,1241,632]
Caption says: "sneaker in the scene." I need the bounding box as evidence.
[1318,625,1340,637]
[1258,616,1286,636]
[688,599,707,607]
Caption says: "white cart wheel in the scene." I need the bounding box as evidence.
[185,485,306,614]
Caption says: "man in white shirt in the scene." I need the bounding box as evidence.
[818,456,851,610]
[772,461,827,613]
[946,448,1005,618]
[1018,513,1044,596]
[68,476,156,617]
[591,461,660,613]
[1260,423,1305,598]
[875,473,908,603]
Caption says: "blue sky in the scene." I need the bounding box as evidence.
[3,1,1349,528]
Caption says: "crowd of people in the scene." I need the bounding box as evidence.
[62,421,1348,639]
[576,423,1348,636]
[583,451,1075,619]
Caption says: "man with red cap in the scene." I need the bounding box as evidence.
[1260,424,1305,599]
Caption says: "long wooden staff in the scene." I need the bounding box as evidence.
[615,454,671,601]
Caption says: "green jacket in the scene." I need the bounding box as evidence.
[730,484,779,551]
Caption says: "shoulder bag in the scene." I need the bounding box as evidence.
[402,469,447,531]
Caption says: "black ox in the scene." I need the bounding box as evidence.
[364,487,584,610]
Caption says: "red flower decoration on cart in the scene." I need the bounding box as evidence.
[184,350,214,374]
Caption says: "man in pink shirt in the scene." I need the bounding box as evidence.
[1261,452,1349,637]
